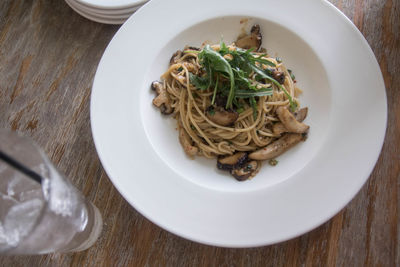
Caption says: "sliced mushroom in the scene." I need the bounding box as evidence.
[169,50,183,65]
[294,107,308,122]
[206,106,238,126]
[231,160,260,181]
[178,126,198,158]
[217,152,248,171]
[273,107,308,135]
[272,123,287,136]
[276,106,309,134]
[249,133,305,160]
[271,69,285,84]
[152,81,173,114]
[235,24,262,51]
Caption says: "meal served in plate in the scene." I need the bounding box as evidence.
[151,25,309,181]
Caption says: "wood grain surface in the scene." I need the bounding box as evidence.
[0,0,398,266]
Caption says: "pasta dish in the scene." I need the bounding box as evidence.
[151,25,309,181]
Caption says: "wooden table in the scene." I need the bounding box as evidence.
[0,0,398,266]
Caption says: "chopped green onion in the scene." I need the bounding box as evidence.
[250,96,257,120]
[237,107,244,114]
[269,159,278,166]
[288,69,296,80]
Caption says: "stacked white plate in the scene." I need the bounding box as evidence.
[66,0,148,24]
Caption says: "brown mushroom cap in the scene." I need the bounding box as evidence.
[273,107,308,135]
[217,152,248,171]
[206,106,238,126]
[235,24,262,51]
[184,46,200,52]
[169,50,182,65]
[276,106,309,134]
[231,160,260,181]
[249,133,305,160]
[271,69,285,84]
[294,107,308,122]
[152,81,173,115]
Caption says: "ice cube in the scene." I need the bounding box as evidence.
[0,199,44,246]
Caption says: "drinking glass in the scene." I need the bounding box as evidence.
[0,129,102,254]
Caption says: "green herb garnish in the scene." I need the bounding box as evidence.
[211,75,219,105]
[189,73,209,90]
[269,159,278,166]
[249,96,257,120]
[188,41,298,115]
[248,64,297,111]
[235,88,273,98]
[208,106,215,116]
[288,69,296,80]
[198,45,234,109]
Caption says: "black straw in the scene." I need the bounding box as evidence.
[0,150,42,184]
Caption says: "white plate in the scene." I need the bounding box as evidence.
[68,0,142,16]
[66,0,133,24]
[91,0,387,247]
[76,0,147,9]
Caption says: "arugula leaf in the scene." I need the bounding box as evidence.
[207,66,213,90]
[234,48,276,68]
[253,56,276,67]
[189,73,209,90]
[189,41,296,113]
[199,45,233,79]
[232,68,258,91]
[232,96,239,107]
[250,96,257,120]
[230,53,252,75]
[183,50,200,54]
[248,64,297,111]
[235,88,273,98]
[219,39,229,55]
[199,45,235,109]
[211,75,219,105]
